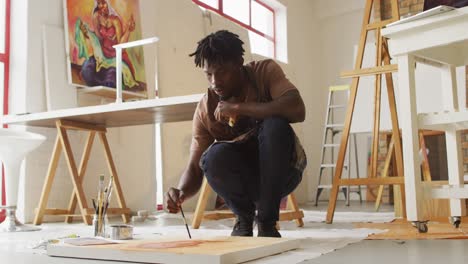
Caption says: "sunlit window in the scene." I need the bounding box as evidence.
[0,0,5,54]
[0,61,3,106]
[252,1,274,37]
[0,0,10,119]
[0,0,10,217]
[192,0,287,63]
[223,0,250,25]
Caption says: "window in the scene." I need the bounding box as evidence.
[0,0,10,120]
[193,0,287,62]
[0,0,10,217]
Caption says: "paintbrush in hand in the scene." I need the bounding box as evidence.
[168,195,192,239]
[179,205,192,239]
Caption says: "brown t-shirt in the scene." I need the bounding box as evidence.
[190,59,297,154]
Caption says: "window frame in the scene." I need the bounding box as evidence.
[192,0,276,58]
[1,0,11,214]
[1,0,10,121]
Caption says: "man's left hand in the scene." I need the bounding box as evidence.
[214,101,238,123]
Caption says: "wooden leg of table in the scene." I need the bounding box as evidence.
[98,131,130,223]
[397,54,425,221]
[58,122,92,225]
[34,135,62,225]
[445,130,466,217]
[65,131,95,223]
[287,193,304,227]
[383,38,406,218]
[441,65,459,111]
[192,178,212,229]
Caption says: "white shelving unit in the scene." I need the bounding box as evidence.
[382,6,468,232]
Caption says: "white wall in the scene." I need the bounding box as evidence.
[9,0,28,116]
[306,0,368,202]
[279,0,321,205]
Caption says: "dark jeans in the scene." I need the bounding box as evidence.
[200,117,302,223]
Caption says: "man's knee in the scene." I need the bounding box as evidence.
[201,143,232,177]
[259,117,293,141]
[281,170,303,198]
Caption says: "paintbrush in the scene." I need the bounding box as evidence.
[179,205,192,239]
[92,199,97,214]
[167,195,192,239]
[105,176,114,201]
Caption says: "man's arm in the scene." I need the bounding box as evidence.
[216,89,305,123]
[177,148,205,199]
[165,148,205,213]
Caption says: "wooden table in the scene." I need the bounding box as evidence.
[382,7,468,232]
[2,94,203,225]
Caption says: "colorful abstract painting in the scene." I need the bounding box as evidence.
[64,0,147,94]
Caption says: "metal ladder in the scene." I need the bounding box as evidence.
[314,85,362,206]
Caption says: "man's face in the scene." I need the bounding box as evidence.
[203,60,242,100]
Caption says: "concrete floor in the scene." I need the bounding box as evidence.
[1,201,468,263]
[305,202,468,263]
[303,240,468,263]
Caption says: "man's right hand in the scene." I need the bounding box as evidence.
[164,187,186,213]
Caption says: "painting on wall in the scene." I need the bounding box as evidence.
[64,0,147,95]
[424,0,468,10]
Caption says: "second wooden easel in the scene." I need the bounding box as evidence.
[326,0,405,223]
[33,120,131,225]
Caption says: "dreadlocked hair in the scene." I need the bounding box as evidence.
[189,30,245,68]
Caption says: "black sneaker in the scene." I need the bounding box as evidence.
[231,216,254,237]
[257,222,281,238]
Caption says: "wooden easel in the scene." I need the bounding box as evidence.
[191,178,304,229]
[326,0,405,223]
[33,120,130,225]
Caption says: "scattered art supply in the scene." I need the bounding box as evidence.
[62,237,117,246]
[48,236,300,264]
[138,210,149,218]
[31,234,79,249]
[166,195,192,238]
[132,210,150,223]
[110,225,134,240]
[93,175,114,237]
[132,215,146,223]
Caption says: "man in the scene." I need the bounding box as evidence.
[165,30,307,238]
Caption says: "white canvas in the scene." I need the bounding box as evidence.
[47,236,300,264]
[42,25,77,111]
